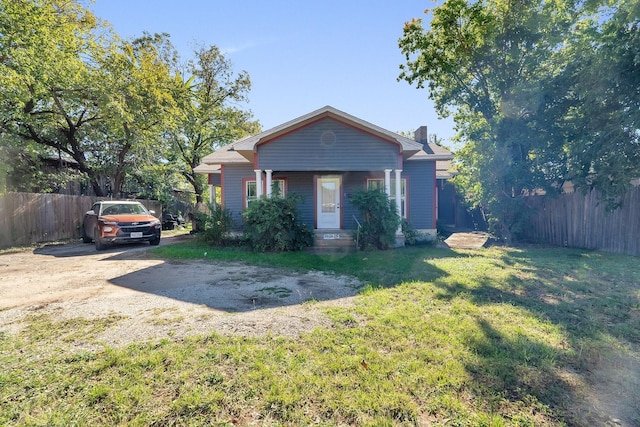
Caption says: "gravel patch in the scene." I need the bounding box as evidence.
[0,241,362,349]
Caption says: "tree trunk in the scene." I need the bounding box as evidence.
[113,129,133,197]
[90,178,105,197]
[184,170,204,204]
[194,180,204,204]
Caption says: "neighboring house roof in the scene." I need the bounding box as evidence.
[192,163,221,174]
[407,144,456,162]
[198,105,453,170]
[200,139,250,169]
[436,160,457,179]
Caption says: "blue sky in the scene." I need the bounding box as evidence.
[89,1,456,143]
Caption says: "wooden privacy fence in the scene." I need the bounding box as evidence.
[0,192,162,249]
[525,187,640,257]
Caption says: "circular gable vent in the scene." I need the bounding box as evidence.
[321,130,336,146]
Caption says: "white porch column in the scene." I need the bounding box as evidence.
[384,169,392,198]
[254,169,263,198]
[209,185,216,209]
[265,169,273,198]
[394,169,402,219]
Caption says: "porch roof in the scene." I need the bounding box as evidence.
[200,141,250,171]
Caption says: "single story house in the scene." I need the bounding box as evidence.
[195,106,453,247]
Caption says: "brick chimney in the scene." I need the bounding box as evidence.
[414,126,428,148]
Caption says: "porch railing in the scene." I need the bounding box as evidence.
[352,215,362,251]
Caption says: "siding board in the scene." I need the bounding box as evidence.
[278,172,315,227]
[222,164,255,228]
[257,118,400,171]
[403,161,436,229]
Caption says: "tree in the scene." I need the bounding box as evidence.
[1,0,108,195]
[557,0,640,207]
[399,0,640,239]
[168,45,260,204]
[95,32,179,196]
[1,0,178,197]
[1,0,259,201]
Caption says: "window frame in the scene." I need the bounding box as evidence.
[243,178,287,209]
[366,178,408,219]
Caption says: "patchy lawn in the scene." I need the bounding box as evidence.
[1,243,638,426]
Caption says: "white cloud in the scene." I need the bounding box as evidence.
[221,37,277,55]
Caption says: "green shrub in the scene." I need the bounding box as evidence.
[243,194,313,252]
[401,218,420,245]
[197,204,236,246]
[350,189,400,250]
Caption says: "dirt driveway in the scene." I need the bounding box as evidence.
[0,237,361,348]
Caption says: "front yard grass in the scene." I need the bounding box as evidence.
[1,243,639,425]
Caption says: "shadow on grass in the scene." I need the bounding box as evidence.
[46,238,639,424]
[431,246,640,425]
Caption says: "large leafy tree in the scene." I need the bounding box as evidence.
[1,0,107,194]
[95,32,179,196]
[558,0,640,204]
[399,0,640,239]
[0,0,178,197]
[168,45,260,204]
[1,0,259,202]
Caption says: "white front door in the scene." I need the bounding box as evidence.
[317,176,341,229]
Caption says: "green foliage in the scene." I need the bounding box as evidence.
[165,45,260,203]
[0,142,90,194]
[350,189,400,250]
[96,32,181,197]
[243,194,313,252]
[0,0,178,197]
[123,163,184,204]
[0,1,258,200]
[197,204,236,246]
[400,218,420,245]
[556,1,640,208]
[399,0,640,240]
[1,0,107,195]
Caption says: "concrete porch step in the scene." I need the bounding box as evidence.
[314,229,354,248]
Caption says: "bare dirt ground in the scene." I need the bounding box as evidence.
[0,236,361,349]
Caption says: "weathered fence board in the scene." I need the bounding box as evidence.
[0,193,162,248]
[525,187,640,257]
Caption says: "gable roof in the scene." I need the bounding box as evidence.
[232,105,423,158]
[198,105,453,169]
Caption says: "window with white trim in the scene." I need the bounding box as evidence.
[367,178,407,218]
[245,179,286,209]
[246,180,258,208]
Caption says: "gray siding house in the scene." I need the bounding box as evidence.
[195,106,453,246]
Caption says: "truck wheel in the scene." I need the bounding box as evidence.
[81,227,92,243]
